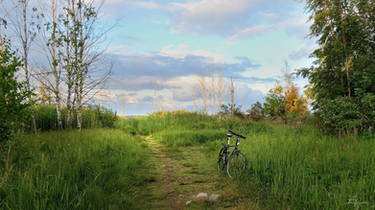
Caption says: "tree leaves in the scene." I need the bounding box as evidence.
[302,0,375,134]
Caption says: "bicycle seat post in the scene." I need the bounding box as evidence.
[226,133,232,145]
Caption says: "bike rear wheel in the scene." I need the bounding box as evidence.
[226,151,247,178]
[217,148,226,171]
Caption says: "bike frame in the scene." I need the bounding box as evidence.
[222,135,241,163]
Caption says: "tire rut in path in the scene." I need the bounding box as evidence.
[146,136,182,209]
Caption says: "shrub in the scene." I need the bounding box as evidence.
[247,102,264,121]
[316,97,361,134]
[0,40,33,141]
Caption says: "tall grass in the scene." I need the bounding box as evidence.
[0,129,154,209]
[34,105,117,131]
[119,111,375,209]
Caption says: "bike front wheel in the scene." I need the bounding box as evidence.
[226,151,247,178]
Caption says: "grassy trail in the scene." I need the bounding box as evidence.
[143,136,260,210]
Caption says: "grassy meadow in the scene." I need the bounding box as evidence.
[0,129,156,210]
[1,111,375,209]
[119,111,375,209]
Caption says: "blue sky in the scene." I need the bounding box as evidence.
[93,0,316,115]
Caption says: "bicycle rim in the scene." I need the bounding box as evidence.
[217,148,225,171]
[227,151,247,178]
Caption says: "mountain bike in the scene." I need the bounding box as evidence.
[217,130,247,178]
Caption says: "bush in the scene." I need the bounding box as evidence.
[0,40,33,141]
[247,102,264,121]
[218,104,245,119]
[316,97,361,134]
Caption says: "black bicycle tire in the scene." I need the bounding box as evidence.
[226,151,247,178]
[217,147,225,171]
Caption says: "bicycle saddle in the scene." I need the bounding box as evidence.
[226,134,232,138]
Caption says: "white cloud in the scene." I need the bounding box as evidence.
[228,25,268,43]
[160,44,226,63]
[168,0,259,34]
[248,83,274,94]
[129,1,164,10]
[96,89,117,102]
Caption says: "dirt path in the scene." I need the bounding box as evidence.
[142,136,259,210]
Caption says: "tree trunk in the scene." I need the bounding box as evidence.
[230,78,234,119]
[65,0,73,128]
[22,0,37,133]
[199,69,207,114]
[0,35,2,51]
[210,65,215,115]
[77,0,84,132]
[51,0,63,130]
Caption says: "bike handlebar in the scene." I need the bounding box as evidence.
[228,130,246,139]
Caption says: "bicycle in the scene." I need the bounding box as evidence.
[217,130,247,178]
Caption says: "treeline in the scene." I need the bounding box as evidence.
[220,0,375,136]
[218,65,309,125]
[299,0,375,135]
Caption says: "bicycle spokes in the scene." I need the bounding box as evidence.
[227,152,247,178]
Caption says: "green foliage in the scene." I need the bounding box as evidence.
[263,88,285,120]
[0,40,33,141]
[33,105,118,131]
[316,97,361,133]
[218,104,245,119]
[0,129,154,209]
[300,0,375,134]
[359,93,375,129]
[247,102,264,121]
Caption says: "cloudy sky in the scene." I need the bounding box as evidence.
[94,0,316,115]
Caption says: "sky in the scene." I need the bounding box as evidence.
[85,0,316,115]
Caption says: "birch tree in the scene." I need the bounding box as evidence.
[230,77,235,119]
[210,65,215,115]
[63,0,111,131]
[216,68,224,109]
[63,0,74,128]
[199,68,207,114]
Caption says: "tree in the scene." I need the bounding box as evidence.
[218,104,244,119]
[0,39,33,141]
[283,62,308,121]
[216,68,224,109]
[210,64,216,115]
[247,102,264,121]
[1,0,38,132]
[63,0,74,128]
[199,68,207,114]
[230,77,235,119]
[70,0,112,131]
[33,0,64,129]
[299,0,375,134]
[263,84,285,120]
[34,0,111,131]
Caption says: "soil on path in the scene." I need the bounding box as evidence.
[141,136,260,210]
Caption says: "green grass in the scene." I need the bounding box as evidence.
[0,129,155,210]
[34,105,118,131]
[118,112,375,209]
